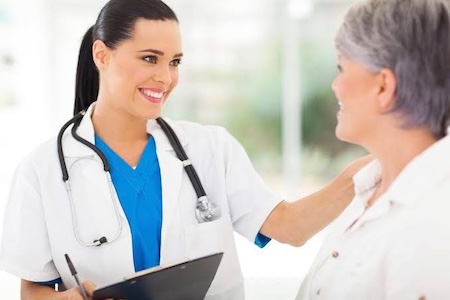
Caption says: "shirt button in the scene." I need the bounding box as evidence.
[316,289,321,295]
[331,251,339,258]
[418,296,426,300]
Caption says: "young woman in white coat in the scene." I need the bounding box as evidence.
[0,0,370,299]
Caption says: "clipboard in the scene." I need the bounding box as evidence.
[92,252,223,300]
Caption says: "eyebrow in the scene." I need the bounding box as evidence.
[139,48,183,58]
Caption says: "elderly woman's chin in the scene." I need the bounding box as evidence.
[335,122,359,145]
[335,121,347,140]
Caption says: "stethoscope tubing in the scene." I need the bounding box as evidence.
[57,111,220,247]
[155,118,207,199]
[57,111,84,182]
[57,111,122,246]
[155,118,219,221]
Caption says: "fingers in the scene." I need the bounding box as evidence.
[80,280,116,300]
[342,154,374,177]
[67,287,85,300]
[82,280,97,297]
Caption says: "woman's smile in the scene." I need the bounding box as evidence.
[139,88,166,104]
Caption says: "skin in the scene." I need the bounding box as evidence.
[20,20,372,299]
[21,280,97,300]
[333,55,383,146]
[92,19,182,167]
[332,55,437,207]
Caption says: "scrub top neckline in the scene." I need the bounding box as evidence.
[94,135,159,192]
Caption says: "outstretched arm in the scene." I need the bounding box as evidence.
[260,154,373,246]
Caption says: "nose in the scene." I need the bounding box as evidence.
[152,64,172,86]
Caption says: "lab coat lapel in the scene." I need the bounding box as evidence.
[62,104,97,157]
[147,119,189,262]
[158,150,184,253]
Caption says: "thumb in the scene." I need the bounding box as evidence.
[81,280,97,297]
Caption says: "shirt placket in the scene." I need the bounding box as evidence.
[309,195,394,299]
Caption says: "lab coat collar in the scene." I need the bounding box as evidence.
[62,102,190,157]
[61,103,97,157]
[146,118,190,151]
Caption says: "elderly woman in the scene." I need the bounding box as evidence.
[296,0,450,299]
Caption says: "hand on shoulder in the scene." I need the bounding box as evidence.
[339,154,374,180]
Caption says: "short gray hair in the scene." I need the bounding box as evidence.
[336,0,450,138]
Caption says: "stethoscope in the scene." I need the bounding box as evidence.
[57,110,221,247]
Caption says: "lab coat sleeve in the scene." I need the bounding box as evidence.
[0,155,60,282]
[219,128,283,244]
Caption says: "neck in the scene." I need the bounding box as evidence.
[367,127,437,196]
[91,101,149,143]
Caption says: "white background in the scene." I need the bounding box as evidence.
[0,0,346,298]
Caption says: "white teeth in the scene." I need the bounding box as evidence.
[338,102,343,110]
[142,89,164,99]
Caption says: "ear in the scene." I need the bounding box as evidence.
[376,68,397,112]
[92,40,110,71]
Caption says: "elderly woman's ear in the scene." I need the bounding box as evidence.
[376,68,397,113]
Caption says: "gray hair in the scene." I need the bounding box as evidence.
[335,0,450,138]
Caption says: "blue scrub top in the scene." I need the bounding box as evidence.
[95,135,163,272]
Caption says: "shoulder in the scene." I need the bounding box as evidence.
[383,204,450,298]
[386,185,450,258]
[170,119,231,138]
[166,119,240,149]
[14,137,58,175]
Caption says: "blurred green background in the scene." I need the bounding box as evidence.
[164,0,367,185]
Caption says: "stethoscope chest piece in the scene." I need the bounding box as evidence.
[196,196,221,223]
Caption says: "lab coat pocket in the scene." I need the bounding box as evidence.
[185,217,231,259]
[185,216,242,295]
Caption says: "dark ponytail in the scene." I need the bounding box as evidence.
[74,26,99,115]
[73,0,178,116]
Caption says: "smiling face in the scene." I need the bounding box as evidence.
[94,19,182,120]
[332,55,384,146]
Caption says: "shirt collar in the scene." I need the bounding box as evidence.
[353,134,450,207]
[387,135,450,206]
[353,160,381,196]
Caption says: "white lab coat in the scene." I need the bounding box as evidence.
[0,103,282,299]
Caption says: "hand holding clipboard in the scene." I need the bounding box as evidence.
[66,252,223,300]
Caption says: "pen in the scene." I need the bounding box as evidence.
[65,254,89,300]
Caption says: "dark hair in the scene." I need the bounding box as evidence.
[74,0,178,115]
